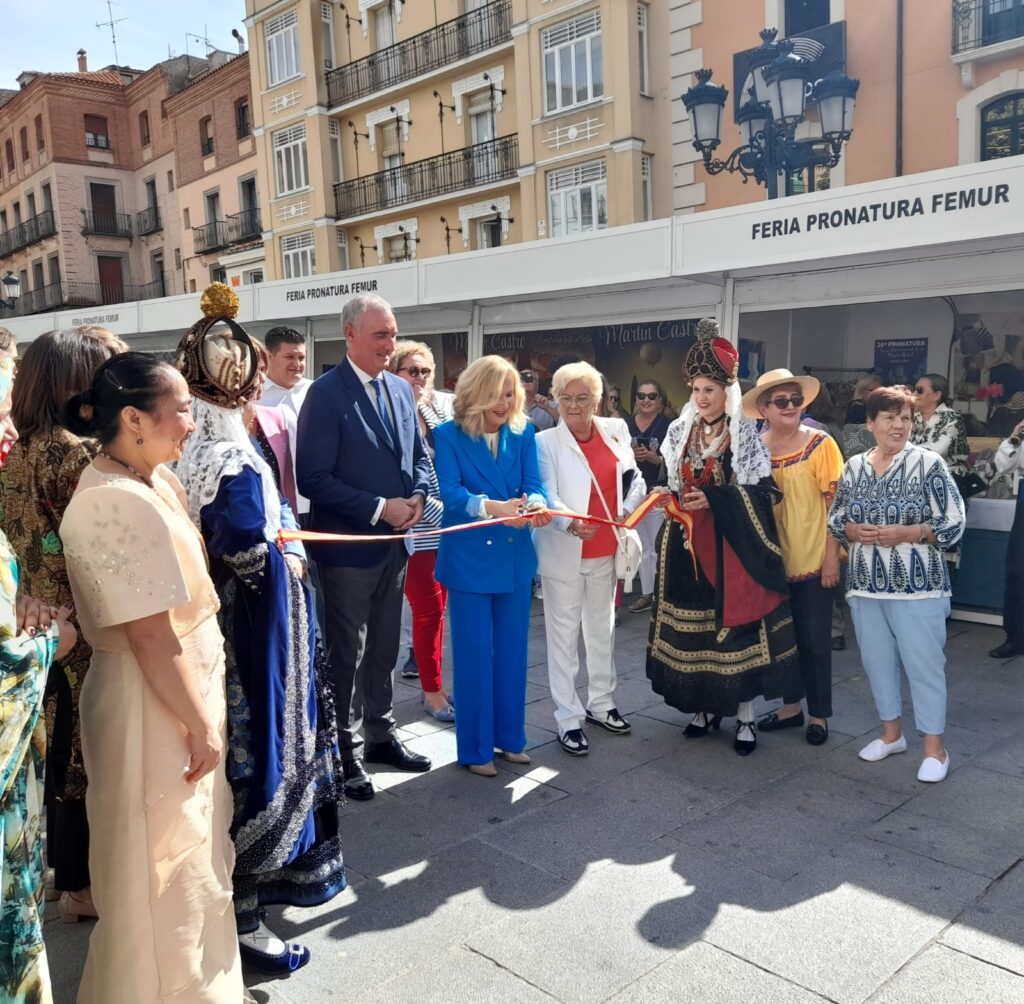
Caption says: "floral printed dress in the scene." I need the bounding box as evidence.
[0,530,59,1002]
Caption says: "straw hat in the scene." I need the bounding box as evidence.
[741,368,820,418]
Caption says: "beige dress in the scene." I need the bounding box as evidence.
[60,463,245,1004]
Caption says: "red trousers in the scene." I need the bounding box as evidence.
[404,549,448,693]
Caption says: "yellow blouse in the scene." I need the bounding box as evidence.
[770,430,844,581]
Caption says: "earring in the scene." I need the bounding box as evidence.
[136,436,144,445]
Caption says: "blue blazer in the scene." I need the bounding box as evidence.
[433,420,547,594]
[296,358,432,567]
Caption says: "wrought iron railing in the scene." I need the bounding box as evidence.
[82,209,133,237]
[0,209,56,258]
[0,281,63,319]
[226,208,262,243]
[193,220,230,254]
[326,0,511,107]
[333,134,518,219]
[136,205,161,236]
[0,277,165,318]
[953,0,1024,54]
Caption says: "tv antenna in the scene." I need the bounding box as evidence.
[96,0,127,66]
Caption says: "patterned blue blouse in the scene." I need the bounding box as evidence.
[827,444,965,599]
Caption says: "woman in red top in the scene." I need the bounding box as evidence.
[534,362,646,755]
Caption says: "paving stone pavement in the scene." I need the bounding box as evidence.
[45,603,1024,1003]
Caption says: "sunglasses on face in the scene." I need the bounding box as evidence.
[399,366,432,379]
[768,394,804,409]
[636,392,660,401]
[913,386,929,394]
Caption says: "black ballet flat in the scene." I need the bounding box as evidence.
[684,712,722,738]
[733,720,757,756]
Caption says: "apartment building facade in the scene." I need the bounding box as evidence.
[165,52,266,294]
[244,0,672,279]
[670,0,1024,213]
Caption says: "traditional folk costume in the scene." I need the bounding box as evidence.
[0,344,64,1003]
[175,286,345,975]
[645,320,798,755]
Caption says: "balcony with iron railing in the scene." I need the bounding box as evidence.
[326,0,512,108]
[0,277,166,319]
[0,209,57,259]
[193,220,230,254]
[226,208,262,244]
[82,209,133,238]
[333,134,518,219]
[953,0,1024,54]
[136,205,162,236]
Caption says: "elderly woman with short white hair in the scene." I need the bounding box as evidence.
[534,362,646,756]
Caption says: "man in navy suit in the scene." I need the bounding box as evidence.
[297,293,433,800]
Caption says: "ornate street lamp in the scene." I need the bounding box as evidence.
[681,28,859,199]
[0,272,21,310]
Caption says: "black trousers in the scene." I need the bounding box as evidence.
[318,549,407,761]
[45,799,90,892]
[785,576,836,719]
[1003,491,1024,643]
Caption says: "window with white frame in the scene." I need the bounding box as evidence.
[547,159,608,238]
[281,231,315,278]
[265,9,301,87]
[542,11,603,115]
[274,124,310,196]
[329,119,344,185]
[321,2,336,70]
[637,4,650,96]
[641,153,652,221]
[337,228,349,270]
[388,235,410,262]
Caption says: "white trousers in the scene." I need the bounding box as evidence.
[636,508,665,596]
[541,556,618,735]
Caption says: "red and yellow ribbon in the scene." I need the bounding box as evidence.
[278,490,668,547]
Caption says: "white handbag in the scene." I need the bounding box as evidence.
[584,460,643,588]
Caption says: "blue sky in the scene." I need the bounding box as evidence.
[5,0,248,88]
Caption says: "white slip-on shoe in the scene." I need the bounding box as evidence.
[917,753,950,783]
[858,735,908,762]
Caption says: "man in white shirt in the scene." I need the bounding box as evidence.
[262,326,312,416]
[261,326,311,519]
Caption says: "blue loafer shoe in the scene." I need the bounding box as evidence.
[422,695,455,722]
[238,922,312,976]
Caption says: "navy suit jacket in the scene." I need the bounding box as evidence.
[433,420,547,594]
[296,358,431,567]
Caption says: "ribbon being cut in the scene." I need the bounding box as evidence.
[279,490,668,546]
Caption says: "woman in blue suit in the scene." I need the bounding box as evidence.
[433,356,552,776]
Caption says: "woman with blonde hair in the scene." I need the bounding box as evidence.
[535,361,645,754]
[433,355,552,775]
[388,340,454,720]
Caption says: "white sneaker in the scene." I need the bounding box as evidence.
[858,735,908,762]
[917,753,950,783]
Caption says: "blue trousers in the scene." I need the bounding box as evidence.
[849,595,949,735]
[447,586,532,765]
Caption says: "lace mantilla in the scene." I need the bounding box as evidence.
[175,399,282,540]
[663,383,770,490]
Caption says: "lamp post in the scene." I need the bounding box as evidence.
[0,272,21,311]
[681,29,859,200]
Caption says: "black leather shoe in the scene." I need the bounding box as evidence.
[806,722,829,746]
[341,759,375,801]
[758,710,805,731]
[989,638,1023,659]
[831,635,846,652]
[364,738,431,773]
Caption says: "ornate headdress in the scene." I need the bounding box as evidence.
[176,283,259,409]
[683,317,739,387]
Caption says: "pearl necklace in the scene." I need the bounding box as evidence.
[99,451,154,489]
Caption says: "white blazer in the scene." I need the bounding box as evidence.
[533,417,647,583]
